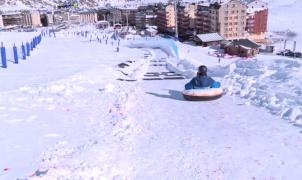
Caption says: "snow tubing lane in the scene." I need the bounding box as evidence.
[182,88,223,101]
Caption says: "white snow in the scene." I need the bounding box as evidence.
[266,0,302,52]
[0,1,302,179]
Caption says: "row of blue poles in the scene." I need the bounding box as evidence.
[1,34,42,68]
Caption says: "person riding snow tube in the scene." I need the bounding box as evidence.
[183,65,223,100]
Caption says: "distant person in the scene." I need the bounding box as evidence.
[185,65,220,90]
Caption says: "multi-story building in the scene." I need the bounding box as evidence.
[156,4,175,34]
[121,8,137,26]
[177,5,190,39]
[79,11,98,24]
[209,0,247,40]
[97,8,110,21]
[98,8,122,25]
[135,11,157,29]
[246,0,268,42]
[1,12,23,27]
[22,11,41,27]
[187,3,198,29]
[69,14,81,24]
[195,3,211,34]
[135,11,145,29]
[40,12,54,27]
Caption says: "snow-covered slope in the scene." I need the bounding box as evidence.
[264,0,302,52]
[266,0,302,32]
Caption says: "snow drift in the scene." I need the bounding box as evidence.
[224,56,302,126]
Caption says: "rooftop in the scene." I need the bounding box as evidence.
[196,33,224,42]
[231,39,260,48]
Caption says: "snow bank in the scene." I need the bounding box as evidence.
[224,55,302,126]
[128,38,236,78]
[128,38,179,58]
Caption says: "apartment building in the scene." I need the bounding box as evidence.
[121,8,137,26]
[135,11,157,29]
[177,5,190,38]
[1,12,23,27]
[195,3,211,34]
[246,0,268,42]
[68,14,81,24]
[209,0,247,40]
[22,11,41,27]
[97,9,110,21]
[187,3,198,29]
[97,8,122,25]
[40,12,54,27]
[79,11,98,24]
[156,4,175,34]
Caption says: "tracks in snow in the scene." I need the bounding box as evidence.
[117,50,185,82]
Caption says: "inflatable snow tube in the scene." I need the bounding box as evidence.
[182,88,223,101]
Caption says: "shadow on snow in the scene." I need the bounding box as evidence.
[146,89,186,101]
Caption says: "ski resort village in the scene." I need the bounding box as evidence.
[1,0,302,179]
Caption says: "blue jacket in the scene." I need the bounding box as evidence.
[185,76,219,90]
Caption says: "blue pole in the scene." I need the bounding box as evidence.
[26,42,30,56]
[32,39,35,48]
[21,43,26,60]
[1,42,7,68]
[30,41,33,51]
[13,44,18,64]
